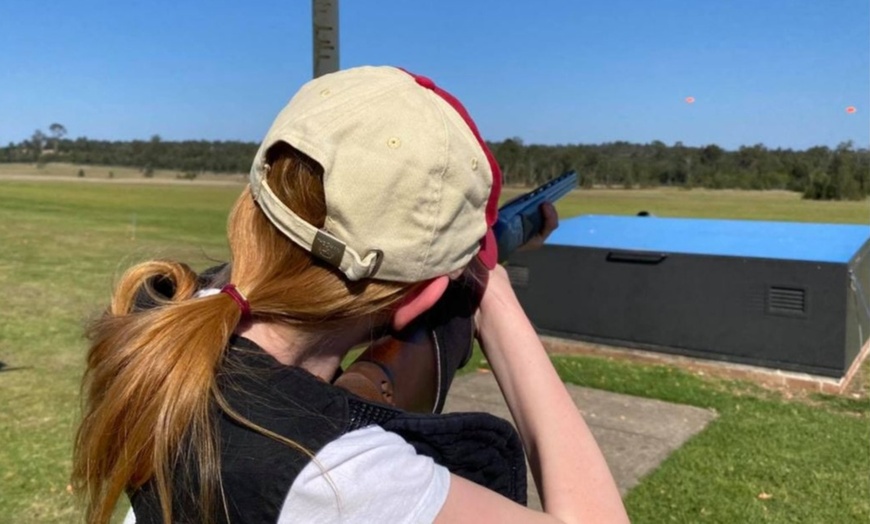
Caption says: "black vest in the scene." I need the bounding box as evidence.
[130,337,527,523]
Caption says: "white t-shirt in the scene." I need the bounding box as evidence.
[124,425,451,524]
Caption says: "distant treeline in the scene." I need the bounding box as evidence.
[488,139,869,201]
[3,132,868,200]
[3,135,256,175]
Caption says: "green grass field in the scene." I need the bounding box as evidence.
[0,175,867,522]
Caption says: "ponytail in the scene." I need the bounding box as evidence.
[74,260,242,523]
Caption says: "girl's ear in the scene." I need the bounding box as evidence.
[391,276,450,331]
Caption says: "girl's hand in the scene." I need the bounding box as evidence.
[515,202,559,253]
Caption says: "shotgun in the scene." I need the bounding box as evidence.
[334,170,578,412]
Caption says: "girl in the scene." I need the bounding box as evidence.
[73,65,629,524]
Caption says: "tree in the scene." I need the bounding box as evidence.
[4,142,15,162]
[144,134,162,172]
[827,142,861,200]
[30,130,47,161]
[803,142,862,200]
[700,144,723,165]
[48,123,67,152]
[491,137,525,184]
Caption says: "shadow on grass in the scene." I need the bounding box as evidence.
[0,361,33,372]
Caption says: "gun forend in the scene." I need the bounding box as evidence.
[493,170,578,262]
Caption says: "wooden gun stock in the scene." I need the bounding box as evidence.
[334,326,439,413]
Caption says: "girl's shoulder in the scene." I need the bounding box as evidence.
[280,425,451,524]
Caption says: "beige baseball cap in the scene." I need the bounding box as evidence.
[249,66,502,282]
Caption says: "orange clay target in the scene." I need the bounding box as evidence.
[846,106,857,114]
[685,96,695,104]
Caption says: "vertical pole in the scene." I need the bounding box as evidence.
[312,0,339,78]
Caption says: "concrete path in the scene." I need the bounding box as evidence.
[444,370,717,510]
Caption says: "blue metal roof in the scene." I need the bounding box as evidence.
[545,215,870,263]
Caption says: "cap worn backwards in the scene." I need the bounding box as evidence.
[249,65,502,283]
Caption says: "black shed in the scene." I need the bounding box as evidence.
[507,215,870,378]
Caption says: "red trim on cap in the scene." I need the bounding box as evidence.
[477,228,498,269]
[413,75,437,90]
[400,68,502,269]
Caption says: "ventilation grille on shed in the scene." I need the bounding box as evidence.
[767,286,806,315]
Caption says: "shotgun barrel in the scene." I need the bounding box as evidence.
[493,170,578,262]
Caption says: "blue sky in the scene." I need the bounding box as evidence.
[1,0,867,150]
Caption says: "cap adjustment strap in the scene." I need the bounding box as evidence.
[254,175,380,281]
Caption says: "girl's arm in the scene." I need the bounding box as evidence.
[435,264,630,524]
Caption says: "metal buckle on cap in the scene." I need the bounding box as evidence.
[369,250,384,275]
[312,231,346,267]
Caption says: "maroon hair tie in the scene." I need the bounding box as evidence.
[220,284,251,319]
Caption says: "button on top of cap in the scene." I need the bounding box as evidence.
[414,75,436,90]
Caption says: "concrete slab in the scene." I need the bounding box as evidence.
[444,370,718,510]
